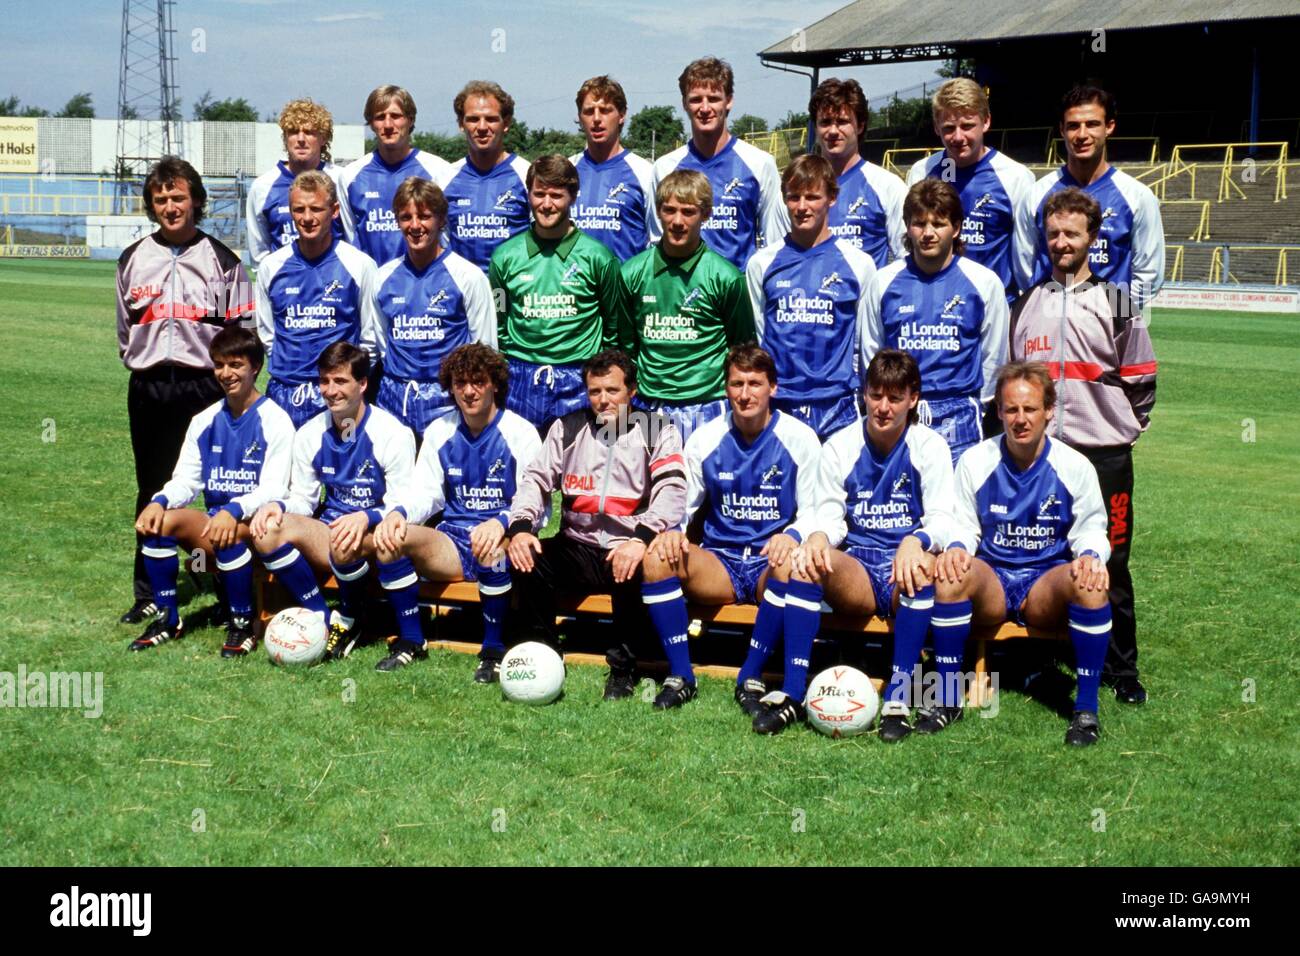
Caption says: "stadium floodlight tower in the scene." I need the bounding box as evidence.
[113,0,183,214]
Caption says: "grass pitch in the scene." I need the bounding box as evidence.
[0,259,1296,866]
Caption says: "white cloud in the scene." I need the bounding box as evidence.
[313,11,384,23]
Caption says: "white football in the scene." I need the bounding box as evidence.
[500,642,565,705]
[805,666,880,738]
[264,607,327,666]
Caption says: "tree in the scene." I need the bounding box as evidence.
[56,93,94,118]
[774,110,810,132]
[730,113,768,136]
[938,58,976,79]
[410,130,464,163]
[0,96,20,116]
[120,103,139,120]
[625,105,684,159]
[192,91,258,122]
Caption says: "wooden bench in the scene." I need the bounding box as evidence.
[258,575,1063,705]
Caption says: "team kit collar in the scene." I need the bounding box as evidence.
[1059,164,1117,190]
[457,406,505,442]
[150,228,207,252]
[223,393,268,423]
[296,235,340,266]
[524,226,581,259]
[333,401,369,437]
[687,136,738,165]
[404,246,451,277]
[653,240,707,275]
[904,252,961,282]
[374,147,418,172]
[463,152,519,177]
[1000,432,1053,474]
[730,407,780,447]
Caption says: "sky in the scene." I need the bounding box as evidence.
[7,0,944,132]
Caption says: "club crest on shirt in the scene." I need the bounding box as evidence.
[722,177,743,196]
[846,196,868,216]
[1102,207,1117,220]
[942,294,964,314]
[819,272,843,293]
[495,189,517,210]
[562,262,582,282]
[891,472,911,497]
[681,288,703,310]
[427,289,450,311]
[760,464,783,490]
[243,438,262,462]
[486,458,507,482]
[356,460,375,480]
[322,280,344,301]
[607,182,629,201]
[972,193,993,211]
[1038,493,1062,517]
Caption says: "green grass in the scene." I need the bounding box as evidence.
[1,260,1297,865]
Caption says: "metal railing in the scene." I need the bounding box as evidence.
[741,126,808,169]
[882,147,936,179]
[1047,136,1160,166]
[1167,241,1300,285]
[1149,142,1290,202]
[1160,199,1212,241]
[0,175,143,216]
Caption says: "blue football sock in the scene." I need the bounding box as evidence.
[885,585,935,707]
[142,535,179,626]
[329,557,370,620]
[261,543,329,615]
[931,598,972,708]
[378,557,423,648]
[1069,603,1111,713]
[782,579,822,701]
[477,563,512,654]
[215,543,255,619]
[643,577,694,682]
[737,580,786,685]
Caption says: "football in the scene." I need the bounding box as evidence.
[500,641,565,705]
[264,607,328,666]
[805,666,880,738]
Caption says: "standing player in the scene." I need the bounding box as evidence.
[256,171,380,429]
[375,344,540,682]
[489,154,623,431]
[246,98,353,265]
[117,156,253,624]
[863,180,1008,463]
[616,169,754,443]
[504,350,687,701]
[1025,86,1165,314]
[776,350,955,738]
[438,81,532,271]
[641,344,820,711]
[810,78,906,268]
[339,86,450,265]
[569,75,658,261]
[747,154,877,439]
[906,78,1037,300]
[1011,187,1157,705]
[250,343,422,671]
[132,328,294,655]
[372,178,495,437]
[932,362,1112,746]
[651,57,788,270]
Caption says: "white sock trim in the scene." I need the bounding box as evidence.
[478,582,512,597]
[330,560,370,582]
[263,547,301,571]
[141,545,176,560]
[642,587,684,605]
[1070,620,1112,636]
[785,593,822,613]
[381,572,419,591]
[216,549,252,572]
[932,613,972,627]
[762,589,786,608]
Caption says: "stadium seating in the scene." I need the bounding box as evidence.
[256,573,1056,705]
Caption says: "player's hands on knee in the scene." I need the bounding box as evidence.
[1070,554,1109,593]
[470,519,506,564]
[890,535,932,598]
[761,533,798,569]
[507,532,542,573]
[649,530,688,567]
[329,512,370,557]
[607,538,646,584]
[935,546,971,585]
[135,502,166,536]
[374,511,407,554]
[250,503,283,539]
[791,531,833,580]
[202,510,239,551]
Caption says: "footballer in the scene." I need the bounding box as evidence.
[932,361,1113,746]
[132,327,294,656]
[651,57,788,270]
[374,344,541,682]
[615,169,754,442]
[747,153,877,439]
[862,180,1008,462]
[641,344,820,713]
[249,343,422,671]
[255,171,380,429]
[372,178,496,436]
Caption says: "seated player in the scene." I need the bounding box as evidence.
[862,179,1008,462]
[372,178,496,437]
[256,170,379,429]
[641,344,820,711]
[747,153,877,439]
[781,349,955,739]
[504,349,687,700]
[246,97,353,265]
[616,169,754,443]
[249,343,422,671]
[373,344,541,683]
[131,327,294,656]
[932,361,1112,746]
[489,155,623,432]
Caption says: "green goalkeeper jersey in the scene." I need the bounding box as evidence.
[489,226,623,366]
[616,241,755,402]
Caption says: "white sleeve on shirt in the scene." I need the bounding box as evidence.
[245,169,276,265]
[281,417,327,517]
[155,403,220,509]
[447,251,497,349]
[909,425,957,553]
[231,401,296,518]
[405,413,455,525]
[1051,441,1113,563]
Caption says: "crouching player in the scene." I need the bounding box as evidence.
[641,344,820,712]
[783,349,955,738]
[373,344,541,682]
[250,343,422,671]
[132,327,295,655]
[933,361,1112,745]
